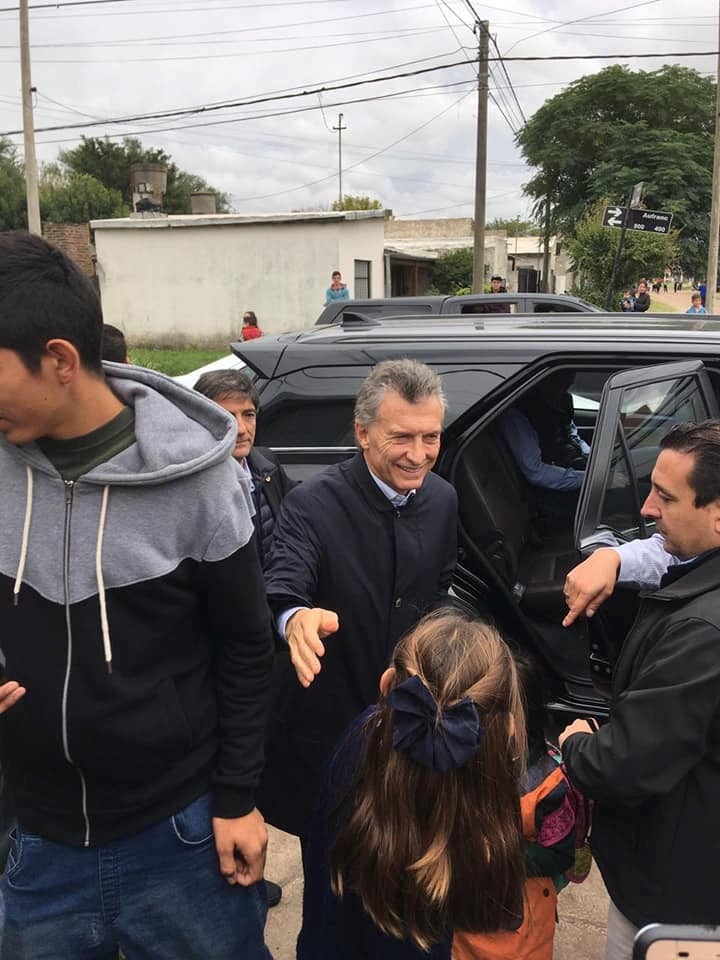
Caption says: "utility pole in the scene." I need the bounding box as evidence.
[472,20,489,293]
[541,172,552,292]
[19,0,41,235]
[332,112,346,208]
[705,5,720,314]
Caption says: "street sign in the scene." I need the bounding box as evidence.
[602,206,673,234]
[627,208,673,234]
[603,205,624,228]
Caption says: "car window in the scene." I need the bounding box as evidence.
[533,302,583,313]
[460,302,517,315]
[578,366,719,545]
[258,400,357,446]
[255,365,503,448]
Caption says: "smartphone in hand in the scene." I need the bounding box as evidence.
[634,924,720,960]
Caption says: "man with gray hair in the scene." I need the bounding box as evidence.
[258,359,458,839]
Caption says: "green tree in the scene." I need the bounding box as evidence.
[569,202,678,308]
[40,164,125,222]
[517,65,715,276]
[331,194,383,211]
[486,216,540,236]
[58,136,229,214]
[0,138,28,230]
[430,248,473,294]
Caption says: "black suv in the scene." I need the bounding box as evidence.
[316,292,601,325]
[232,312,720,720]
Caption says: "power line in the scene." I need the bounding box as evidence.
[2,29,444,60]
[0,0,357,8]
[503,0,661,55]
[231,88,475,203]
[0,0,454,21]
[0,57,477,136]
[396,187,519,217]
[0,25,442,48]
[486,30,527,127]
[29,80,476,145]
[0,0,370,12]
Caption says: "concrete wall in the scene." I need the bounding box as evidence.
[92,214,385,346]
[385,217,473,240]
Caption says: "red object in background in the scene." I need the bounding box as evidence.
[242,326,262,341]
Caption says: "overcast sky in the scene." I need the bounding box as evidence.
[0,0,715,220]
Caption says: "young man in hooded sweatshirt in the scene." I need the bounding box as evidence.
[0,232,274,958]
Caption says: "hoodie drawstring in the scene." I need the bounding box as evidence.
[14,470,113,672]
[95,485,113,674]
[13,465,34,606]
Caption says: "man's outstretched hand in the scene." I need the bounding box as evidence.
[286,608,340,687]
[562,548,621,627]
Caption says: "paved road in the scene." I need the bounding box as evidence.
[264,825,609,959]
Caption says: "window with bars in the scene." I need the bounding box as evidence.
[354,259,371,298]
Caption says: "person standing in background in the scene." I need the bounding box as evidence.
[632,280,651,312]
[324,270,350,305]
[242,311,262,341]
[101,324,129,363]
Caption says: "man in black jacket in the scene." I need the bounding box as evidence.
[194,368,295,907]
[0,233,274,959]
[560,421,720,959]
[258,359,458,839]
[194,369,295,571]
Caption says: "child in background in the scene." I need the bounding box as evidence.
[298,610,528,960]
[325,270,350,305]
[454,652,579,960]
[241,310,262,340]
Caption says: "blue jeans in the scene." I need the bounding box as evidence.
[0,794,270,959]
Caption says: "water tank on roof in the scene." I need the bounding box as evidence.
[130,162,168,212]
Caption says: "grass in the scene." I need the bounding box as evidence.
[128,348,228,377]
[647,296,679,314]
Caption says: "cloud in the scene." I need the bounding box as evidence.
[0,0,713,220]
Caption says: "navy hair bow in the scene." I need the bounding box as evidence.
[387,674,484,772]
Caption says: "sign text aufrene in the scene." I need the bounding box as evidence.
[602,206,674,235]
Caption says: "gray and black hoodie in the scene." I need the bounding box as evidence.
[0,363,274,847]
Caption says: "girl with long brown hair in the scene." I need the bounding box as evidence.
[297,609,527,959]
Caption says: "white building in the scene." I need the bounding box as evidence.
[383,218,573,295]
[91,210,387,346]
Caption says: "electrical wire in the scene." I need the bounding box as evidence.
[26,80,475,145]
[0,0,362,10]
[0,57,478,136]
[231,88,475,203]
[503,0,662,55]
[0,24,442,48]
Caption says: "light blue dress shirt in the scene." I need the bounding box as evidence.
[500,408,588,492]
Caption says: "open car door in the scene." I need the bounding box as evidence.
[574,360,720,694]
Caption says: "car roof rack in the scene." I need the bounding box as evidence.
[339,311,382,327]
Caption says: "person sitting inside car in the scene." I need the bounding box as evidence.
[500,370,589,519]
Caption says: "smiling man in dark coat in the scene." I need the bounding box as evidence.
[258,359,457,839]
